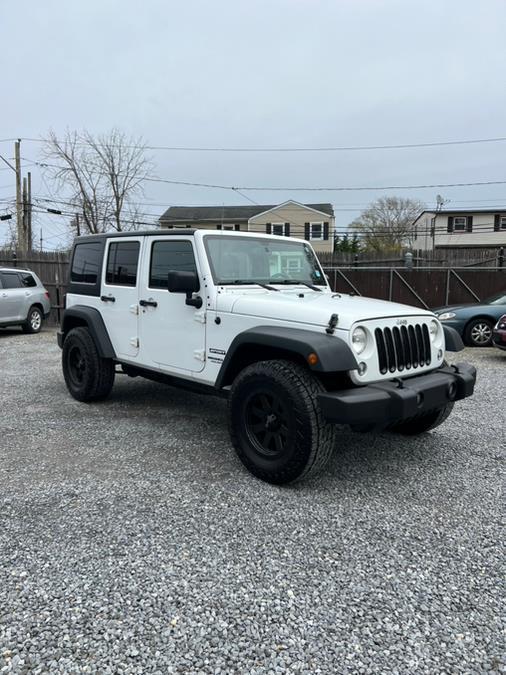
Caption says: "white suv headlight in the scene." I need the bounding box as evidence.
[438,312,456,321]
[429,319,439,342]
[351,326,367,354]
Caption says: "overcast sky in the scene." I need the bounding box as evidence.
[2,0,506,248]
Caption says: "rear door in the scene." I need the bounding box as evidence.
[99,238,142,359]
[0,272,28,322]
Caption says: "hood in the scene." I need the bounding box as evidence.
[216,289,434,330]
[432,303,474,313]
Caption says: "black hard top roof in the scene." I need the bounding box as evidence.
[74,229,196,242]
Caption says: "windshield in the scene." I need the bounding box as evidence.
[486,291,506,305]
[204,235,327,287]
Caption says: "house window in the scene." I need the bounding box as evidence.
[224,226,233,231]
[310,222,323,240]
[454,216,467,232]
[500,216,506,230]
[272,223,284,236]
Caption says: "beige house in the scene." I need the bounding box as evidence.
[159,200,335,252]
[412,209,506,251]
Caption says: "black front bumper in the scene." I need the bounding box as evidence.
[318,363,476,428]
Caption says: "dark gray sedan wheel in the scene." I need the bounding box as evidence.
[464,318,493,347]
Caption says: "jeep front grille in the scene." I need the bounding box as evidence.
[374,324,431,374]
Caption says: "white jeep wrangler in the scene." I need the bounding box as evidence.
[58,229,476,484]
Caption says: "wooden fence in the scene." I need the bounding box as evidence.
[1,248,505,325]
[323,266,505,309]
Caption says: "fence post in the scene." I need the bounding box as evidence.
[499,247,504,270]
[404,251,413,271]
[353,254,358,268]
[389,268,393,301]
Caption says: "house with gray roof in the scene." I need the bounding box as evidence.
[159,200,335,252]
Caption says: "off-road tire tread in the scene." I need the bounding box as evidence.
[62,327,115,402]
[390,402,454,435]
[229,360,336,484]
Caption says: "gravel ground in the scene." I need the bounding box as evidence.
[0,328,504,674]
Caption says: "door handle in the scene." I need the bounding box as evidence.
[139,299,158,308]
[100,295,116,302]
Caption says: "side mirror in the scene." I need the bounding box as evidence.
[168,270,200,294]
[167,270,202,309]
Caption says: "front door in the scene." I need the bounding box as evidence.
[100,237,142,359]
[138,237,206,373]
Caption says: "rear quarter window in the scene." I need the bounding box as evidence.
[20,273,37,288]
[71,242,103,284]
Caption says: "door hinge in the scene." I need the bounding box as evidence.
[193,310,206,324]
[130,337,139,348]
[193,348,206,362]
[129,304,139,315]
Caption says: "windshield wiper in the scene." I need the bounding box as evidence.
[217,280,279,291]
[271,280,323,292]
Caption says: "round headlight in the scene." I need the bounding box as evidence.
[429,319,439,342]
[351,326,367,354]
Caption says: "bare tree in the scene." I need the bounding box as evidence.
[41,129,154,235]
[350,196,425,252]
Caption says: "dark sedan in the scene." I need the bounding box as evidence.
[433,290,506,347]
[492,314,506,351]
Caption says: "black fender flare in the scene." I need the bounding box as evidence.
[443,325,464,352]
[215,325,357,389]
[60,306,116,359]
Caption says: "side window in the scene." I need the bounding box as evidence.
[105,241,140,286]
[149,241,197,289]
[0,272,22,289]
[20,273,37,288]
[71,242,103,284]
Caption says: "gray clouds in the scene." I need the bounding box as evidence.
[1,0,506,245]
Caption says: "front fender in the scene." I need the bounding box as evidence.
[215,325,357,389]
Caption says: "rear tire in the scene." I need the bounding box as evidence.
[22,306,43,334]
[390,402,454,435]
[229,360,337,484]
[62,327,115,402]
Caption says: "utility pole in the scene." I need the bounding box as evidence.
[75,213,81,236]
[27,171,32,251]
[40,228,43,252]
[14,140,24,253]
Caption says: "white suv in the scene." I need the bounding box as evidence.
[57,230,476,484]
[0,267,51,333]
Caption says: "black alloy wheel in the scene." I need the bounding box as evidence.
[244,389,292,458]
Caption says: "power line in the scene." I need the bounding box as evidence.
[5,134,506,152]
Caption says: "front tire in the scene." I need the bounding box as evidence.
[464,318,493,347]
[228,360,336,484]
[62,327,115,402]
[390,402,454,435]
[22,306,43,334]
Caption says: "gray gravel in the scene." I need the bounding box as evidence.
[0,328,504,674]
